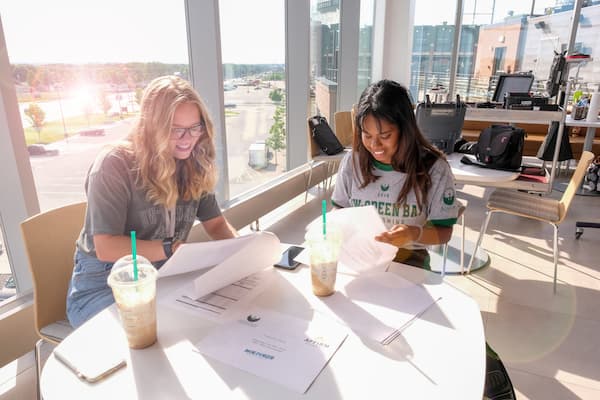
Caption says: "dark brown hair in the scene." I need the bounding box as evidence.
[353,79,444,209]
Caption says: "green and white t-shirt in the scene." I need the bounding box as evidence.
[332,151,459,249]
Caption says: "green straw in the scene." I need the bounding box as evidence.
[322,199,327,237]
[130,230,138,281]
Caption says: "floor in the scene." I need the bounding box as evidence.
[1,174,599,400]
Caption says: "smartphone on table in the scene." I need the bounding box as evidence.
[274,245,304,270]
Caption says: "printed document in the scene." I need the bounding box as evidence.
[303,206,397,273]
[312,270,442,344]
[196,307,348,393]
[158,234,263,278]
[162,268,277,321]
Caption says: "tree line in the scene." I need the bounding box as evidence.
[12,62,285,92]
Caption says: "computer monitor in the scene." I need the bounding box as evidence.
[491,74,534,103]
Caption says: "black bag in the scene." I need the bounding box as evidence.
[536,121,573,161]
[476,125,525,171]
[308,115,344,155]
[583,156,600,193]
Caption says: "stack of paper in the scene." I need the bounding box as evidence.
[160,232,281,320]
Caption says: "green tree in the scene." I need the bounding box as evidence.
[266,105,286,165]
[24,103,45,142]
[268,88,283,102]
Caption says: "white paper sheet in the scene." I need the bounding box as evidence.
[312,271,441,344]
[162,268,277,321]
[190,231,280,298]
[158,234,259,278]
[304,206,397,273]
[195,307,347,393]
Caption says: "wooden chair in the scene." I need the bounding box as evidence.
[466,151,595,292]
[21,201,87,399]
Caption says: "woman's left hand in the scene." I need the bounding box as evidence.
[375,224,420,247]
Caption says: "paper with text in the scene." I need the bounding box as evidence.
[162,268,276,321]
[304,206,397,273]
[158,234,259,278]
[195,307,348,393]
[313,271,440,343]
[190,231,280,298]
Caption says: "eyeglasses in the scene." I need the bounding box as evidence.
[170,122,206,139]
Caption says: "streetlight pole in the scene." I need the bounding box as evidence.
[55,82,68,142]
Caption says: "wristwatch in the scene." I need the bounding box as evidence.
[162,237,174,259]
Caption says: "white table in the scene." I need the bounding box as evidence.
[41,263,486,399]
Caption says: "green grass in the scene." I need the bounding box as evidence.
[25,113,130,145]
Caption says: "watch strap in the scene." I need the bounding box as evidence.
[162,237,173,258]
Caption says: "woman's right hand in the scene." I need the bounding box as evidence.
[374,224,421,248]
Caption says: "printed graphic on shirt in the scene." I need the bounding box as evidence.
[443,187,455,206]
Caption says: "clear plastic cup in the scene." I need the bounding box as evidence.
[107,255,158,349]
[305,227,342,296]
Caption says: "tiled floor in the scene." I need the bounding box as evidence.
[2,177,599,399]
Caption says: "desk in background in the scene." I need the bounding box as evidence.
[41,261,486,400]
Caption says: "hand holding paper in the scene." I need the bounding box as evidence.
[305,206,397,273]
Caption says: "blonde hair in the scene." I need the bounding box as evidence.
[123,75,217,208]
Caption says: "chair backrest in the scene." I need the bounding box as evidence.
[334,110,355,148]
[559,151,595,222]
[20,201,87,337]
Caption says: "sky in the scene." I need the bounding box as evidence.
[0,0,285,65]
[1,0,561,65]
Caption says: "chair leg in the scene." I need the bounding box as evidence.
[305,161,315,203]
[35,339,43,400]
[553,223,559,294]
[460,212,466,274]
[441,243,448,277]
[467,210,493,274]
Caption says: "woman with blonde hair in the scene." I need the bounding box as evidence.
[67,75,237,327]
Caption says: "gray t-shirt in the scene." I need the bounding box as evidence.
[332,151,459,249]
[77,146,222,258]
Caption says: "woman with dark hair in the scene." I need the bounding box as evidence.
[332,79,460,268]
[334,80,516,400]
[66,75,238,327]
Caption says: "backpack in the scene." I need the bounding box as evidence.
[476,125,525,171]
[308,115,344,155]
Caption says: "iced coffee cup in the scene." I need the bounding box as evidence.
[305,227,342,296]
[107,255,158,349]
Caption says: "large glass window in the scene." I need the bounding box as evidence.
[219,0,286,198]
[0,0,189,300]
[1,0,189,212]
[411,1,458,102]
[462,0,572,102]
[357,0,375,99]
[310,0,341,120]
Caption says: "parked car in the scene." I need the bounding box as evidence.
[78,127,105,136]
[0,276,16,301]
[27,144,59,156]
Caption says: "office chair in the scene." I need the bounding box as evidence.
[21,201,87,399]
[466,151,595,293]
